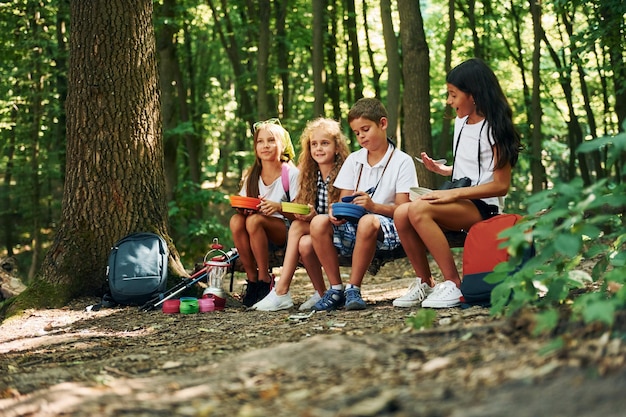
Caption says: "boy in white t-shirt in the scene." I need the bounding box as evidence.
[309,98,418,310]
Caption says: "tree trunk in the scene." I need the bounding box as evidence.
[257,0,271,119]
[20,0,186,310]
[327,0,342,121]
[313,0,325,117]
[276,0,290,118]
[439,0,455,160]
[597,1,626,131]
[398,0,434,187]
[380,0,400,142]
[158,0,181,202]
[363,1,382,98]
[345,0,363,103]
[530,0,546,192]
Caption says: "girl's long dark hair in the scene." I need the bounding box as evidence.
[446,58,522,168]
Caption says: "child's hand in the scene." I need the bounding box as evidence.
[351,192,374,211]
[328,206,347,225]
[294,205,317,222]
[235,208,256,216]
[258,198,279,216]
[420,152,450,175]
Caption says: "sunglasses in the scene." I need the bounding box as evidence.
[253,118,282,132]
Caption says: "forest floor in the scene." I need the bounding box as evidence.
[1,254,625,417]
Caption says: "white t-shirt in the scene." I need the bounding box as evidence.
[239,163,300,218]
[333,143,418,206]
[452,116,503,210]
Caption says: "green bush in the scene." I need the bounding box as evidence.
[489,126,626,332]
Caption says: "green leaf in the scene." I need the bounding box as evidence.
[554,234,582,257]
[533,310,559,336]
[405,309,437,330]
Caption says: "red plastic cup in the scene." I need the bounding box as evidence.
[162,299,180,314]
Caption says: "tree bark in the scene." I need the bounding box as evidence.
[313,0,325,117]
[257,0,271,119]
[398,0,434,186]
[345,0,363,103]
[530,0,546,192]
[22,0,186,310]
[380,0,400,142]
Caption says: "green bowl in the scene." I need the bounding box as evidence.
[281,202,310,215]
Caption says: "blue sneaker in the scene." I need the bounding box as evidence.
[313,289,344,311]
[344,287,366,310]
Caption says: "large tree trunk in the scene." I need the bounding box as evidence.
[398,0,434,186]
[13,0,186,311]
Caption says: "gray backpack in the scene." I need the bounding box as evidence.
[106,232,169,305]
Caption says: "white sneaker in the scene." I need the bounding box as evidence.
[392,278,433,308]
[421,281,463,308]
[298,292,322,311]
[251,289,294,311]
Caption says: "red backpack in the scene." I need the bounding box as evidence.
[460,214,533,307]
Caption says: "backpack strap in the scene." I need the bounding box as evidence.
[281,163,290,201]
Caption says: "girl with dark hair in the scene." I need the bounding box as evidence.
[252,118,350,311]
[393,58,522,309]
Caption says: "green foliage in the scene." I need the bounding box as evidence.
[489,127,626,331]
[168,181,232,267]
[406,308,437,330]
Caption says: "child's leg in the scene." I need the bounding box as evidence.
[246,214,288,283]
[274,220,309,295]
[348,214,379,287]
[394,203,434,286]
[310,215,342,286]
[298,234,326,296]
[230,213,258,281]
[404,199,482,287]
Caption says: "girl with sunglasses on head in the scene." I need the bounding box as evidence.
[230,119,299,307]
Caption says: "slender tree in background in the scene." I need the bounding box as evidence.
[11,0,187,311]
[380,0,401,141]
[313,0,325,116]
[438,0,456,159]
[158,0,183,201]
[325,0,342,121]
[398,0,434,186]
[530,0,545,192]
[344,0,363,104]
[257,0,272,119]
[276,0,290,118]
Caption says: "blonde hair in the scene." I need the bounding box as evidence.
[243,122,294,197]
[296,118,350,206]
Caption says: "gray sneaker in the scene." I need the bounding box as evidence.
[299,292,322,311]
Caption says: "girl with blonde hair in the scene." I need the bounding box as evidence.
[252,117,350,311]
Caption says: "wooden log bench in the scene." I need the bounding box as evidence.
[227,230,467,291]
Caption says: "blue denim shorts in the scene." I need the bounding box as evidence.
[332,214,401,257]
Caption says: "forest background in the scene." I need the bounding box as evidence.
[0,0,624,325]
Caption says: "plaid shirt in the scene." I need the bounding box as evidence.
[316,171,330,214]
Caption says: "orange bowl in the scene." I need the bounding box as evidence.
[230,195,261,210]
